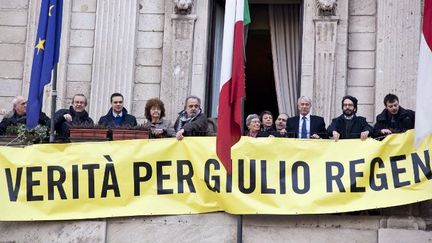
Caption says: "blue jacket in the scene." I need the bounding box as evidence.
[98,108,137,128]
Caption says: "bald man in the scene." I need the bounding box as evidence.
[0,96,50,135]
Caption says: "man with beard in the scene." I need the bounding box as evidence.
[54,94,94,141]
[373,93,415,138]
[327,95,373,141]
[174,95,208,140]
[286,96,327,139]
[98,92,137,127]
[0,96,50,135]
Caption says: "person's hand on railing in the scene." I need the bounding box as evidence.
[360,131,370,141]
[332,131,340,142]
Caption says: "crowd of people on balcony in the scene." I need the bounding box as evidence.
[0,92,415,142]
[245,94,415,141]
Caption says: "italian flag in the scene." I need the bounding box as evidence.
[415,0,432,146]
[216,0,250,174]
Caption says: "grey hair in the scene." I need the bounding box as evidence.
[245,114,259,127]
[72,93,88,106]
[12,96,25,109]
[297,96,312,105]
[184,95,201,109]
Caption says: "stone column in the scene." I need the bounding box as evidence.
[312,18,338,123]
[302,0,348,124]
[160,1,197,119]
[89,1,138,119]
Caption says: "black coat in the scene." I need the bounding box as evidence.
[256,127,279,137]
[174,112,208,136]
[54,106,94,140]
[327,115,373,139]
[98,108,137,128]
[373,107,415,137]
[287,115,328,138]
[0,111,50,135]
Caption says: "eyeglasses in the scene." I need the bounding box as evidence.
[343,103,354,107]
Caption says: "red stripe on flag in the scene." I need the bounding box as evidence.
[424,0,432,50]
[216,21,245,174]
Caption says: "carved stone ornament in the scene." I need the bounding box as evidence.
[174,0,194,15]
[316,0,337,16]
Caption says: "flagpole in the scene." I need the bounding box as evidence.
[237,215,243,243]
[49,64,58,143]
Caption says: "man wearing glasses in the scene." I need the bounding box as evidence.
[327,95,373,141]
[0,96,50,135]
[53,93,94,141]
[98,92,137,127]
[174,95,208,140]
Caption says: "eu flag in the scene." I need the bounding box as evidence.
[26,0,63,128]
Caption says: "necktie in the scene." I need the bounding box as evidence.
[114,115,122,125]
[301,116,307,138]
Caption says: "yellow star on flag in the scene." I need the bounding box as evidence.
[35,38,45,54]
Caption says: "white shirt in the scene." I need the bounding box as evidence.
[112,111,123,117]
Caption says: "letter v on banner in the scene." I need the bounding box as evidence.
[415,0,432,147]
[216,0,250,174]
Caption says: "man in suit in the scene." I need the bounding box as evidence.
[287,96,327,139]
[327,95,373,141]
[275,113,289,137]
[98,92,137,127]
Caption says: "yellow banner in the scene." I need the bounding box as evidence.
[0,130,431,220]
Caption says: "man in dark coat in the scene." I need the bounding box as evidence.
[174,95,208,140]
[373,93,415,138]
[0,96,50,135]
[274,113,289,137]
[54,94,94,141]
[287,96,327,139]
[327,95,373,141]
[98,92,137,127]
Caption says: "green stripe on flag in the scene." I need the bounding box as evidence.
[244,0,251,25]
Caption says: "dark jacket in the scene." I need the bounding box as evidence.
[174,111,208,136]
[54,106,94,140]
[257,127,279,137]
[0,111,50,135]
[287,115,328,138]
[373,107,415,137]
[327,115,373,139]
[98,108,137,128]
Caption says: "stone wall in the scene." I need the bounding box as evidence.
[134,0,165,122]
[347,0,377,122]
[0,213,431,242]
[0,0,29,113]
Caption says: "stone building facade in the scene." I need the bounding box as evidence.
[0,0,430,241]
[0,0,423,124]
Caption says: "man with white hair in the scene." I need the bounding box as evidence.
[286,96,327,139]
[0,96,50,135]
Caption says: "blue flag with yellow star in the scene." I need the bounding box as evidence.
[27,0,63,128]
